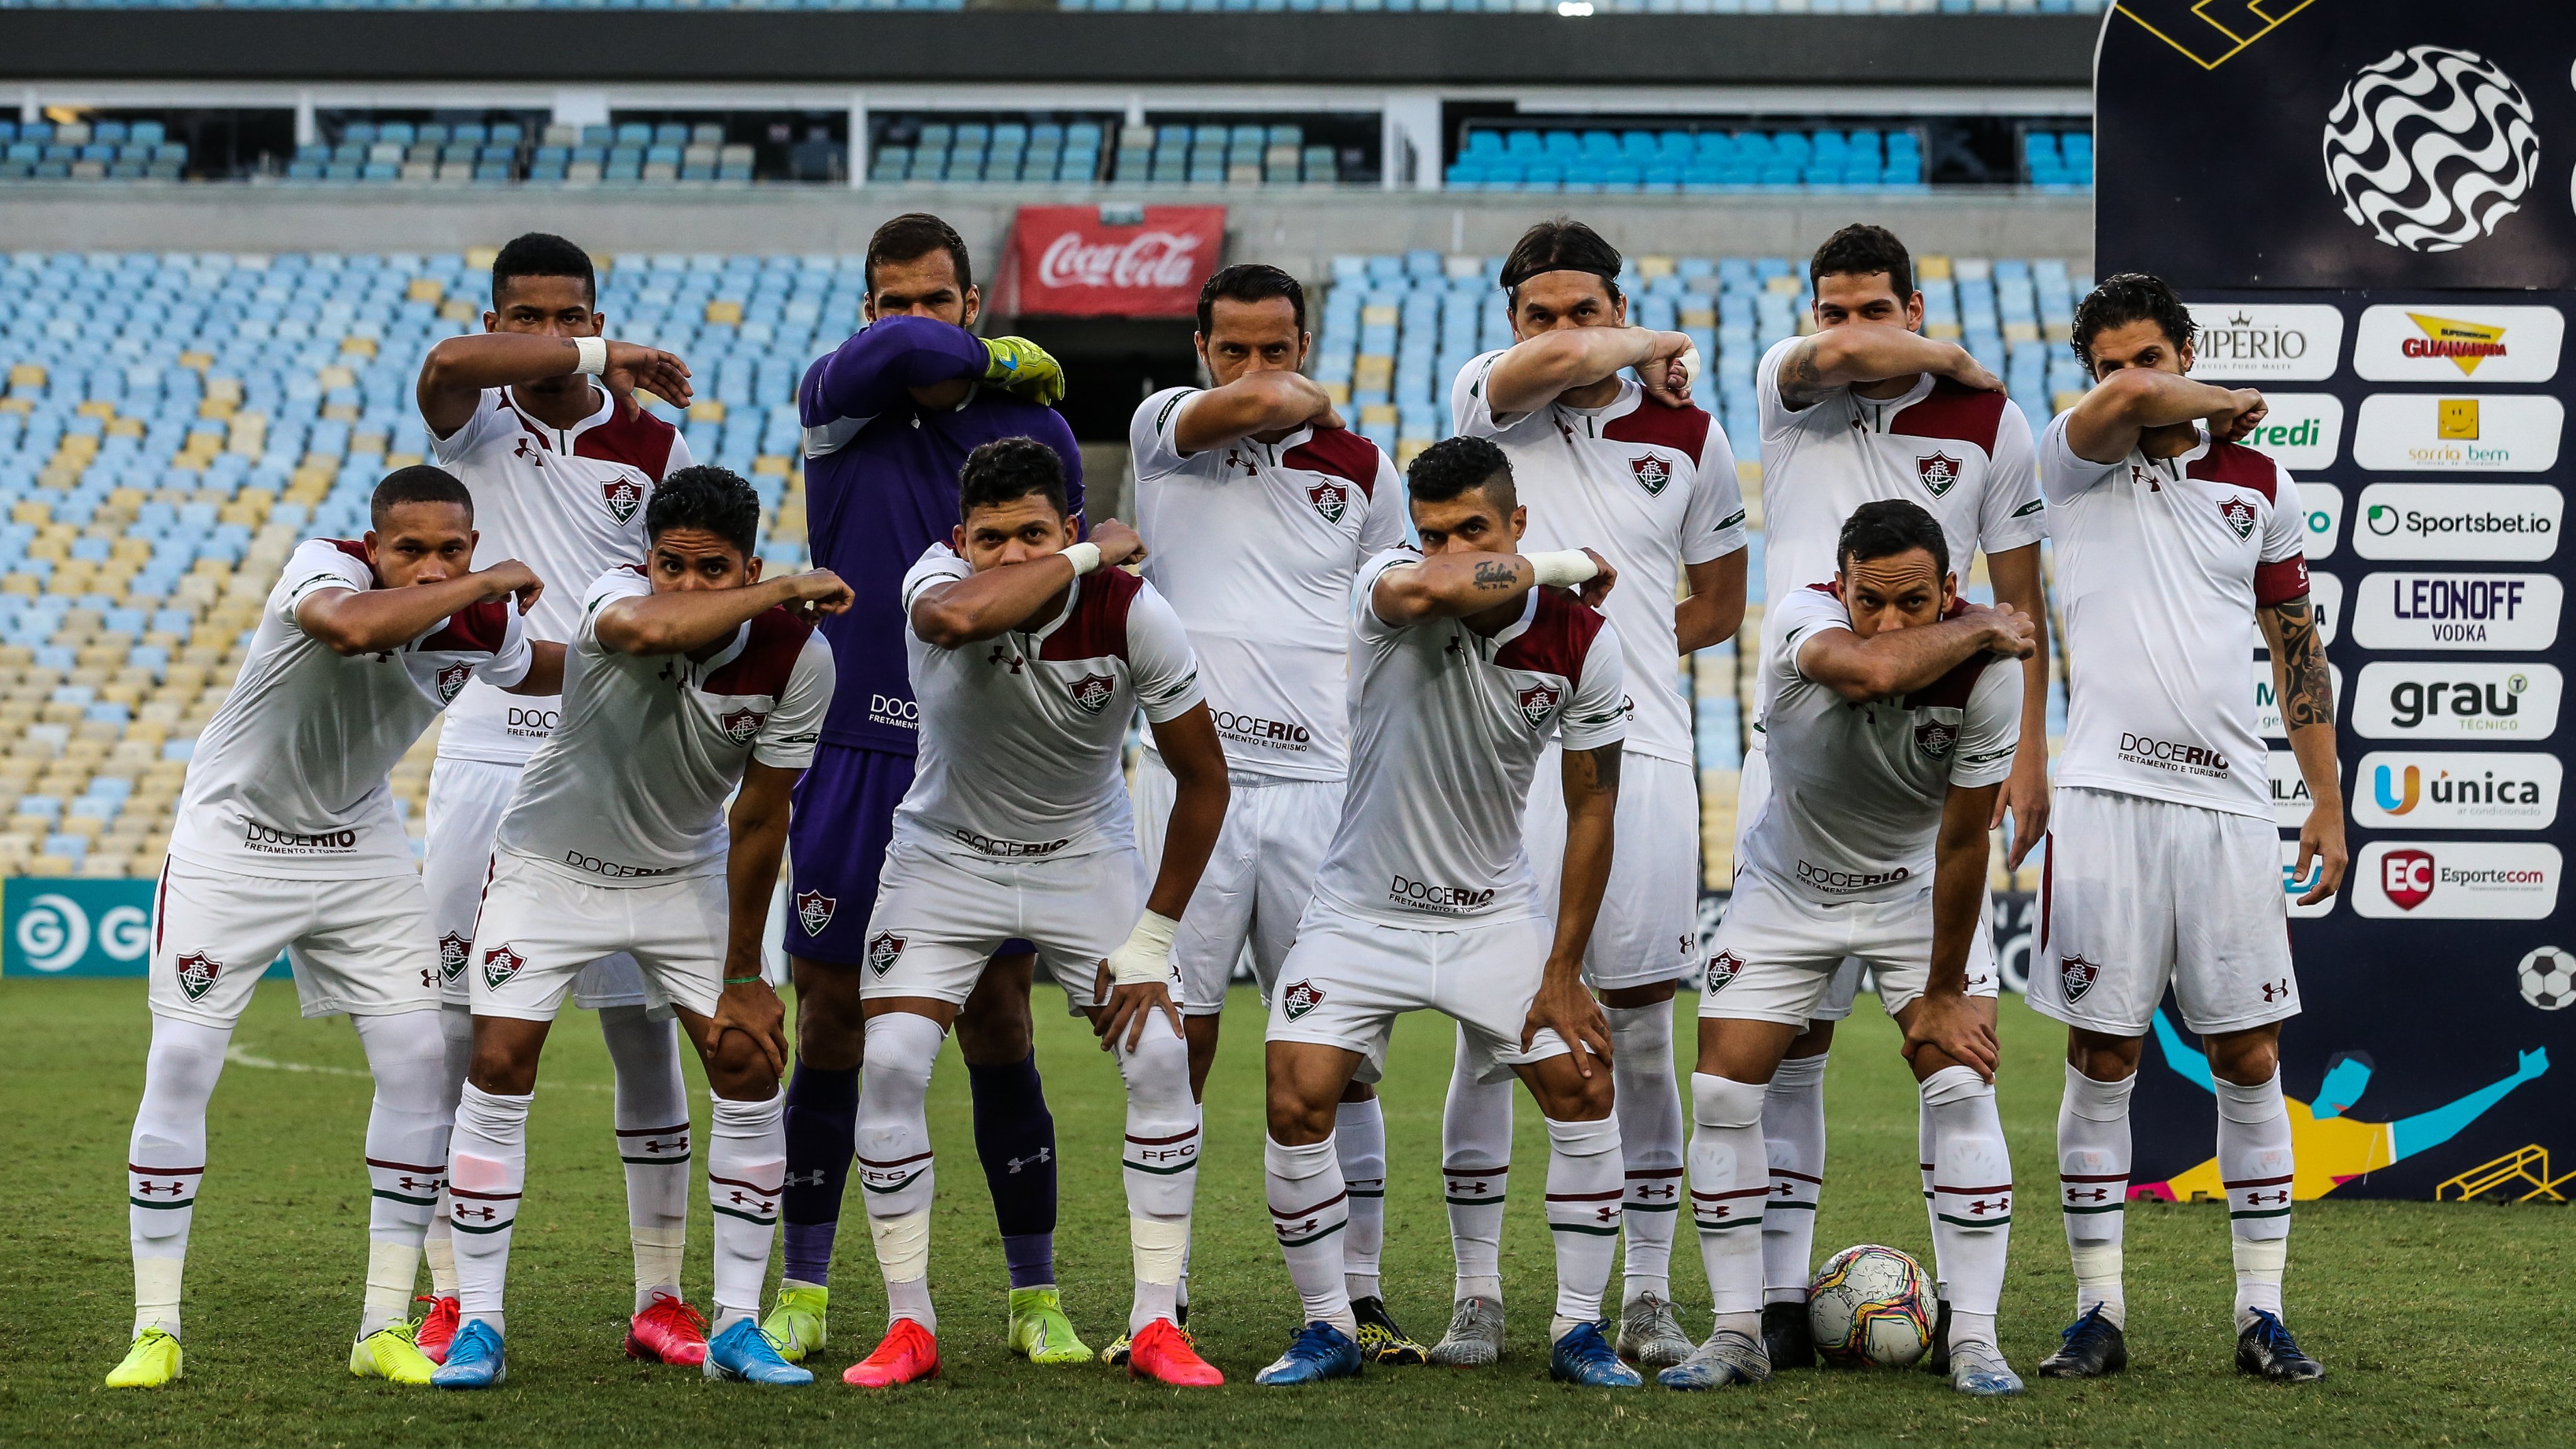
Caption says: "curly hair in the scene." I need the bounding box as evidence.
[957,435,1069,522]
[1405,435,1517,513]
[2071,272,2197,370]
[645,465,762,555]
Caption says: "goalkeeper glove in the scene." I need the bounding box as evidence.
[980,336,1067,408]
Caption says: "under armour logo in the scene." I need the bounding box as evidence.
[785,1170,827,1188]
[728,1190,776,1213]
[1634,1184,1677,1201]
[2261,979,2292,1003]
[1968,1197,2009,1216]
[397,1176,439,1193]
[641,1138,679,1155]
[1773,1182,1794,1197]
[1707,1204,1733,1219]
[2246,1190,2290,1206]
[1449,1179,1491,1196]
[986,642,1025,674]
[135,1181,181,1196]
[1284,1218,1318,1236]
[2068,1188,2109,1202]
[1594,1204,1619,1223]
[456,1205,499,1223]
[1445,635,1467,662]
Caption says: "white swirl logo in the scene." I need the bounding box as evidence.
[12,892,150,973]
[2323,47,2541,253]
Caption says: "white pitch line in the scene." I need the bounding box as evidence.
[223,1043,614,1090]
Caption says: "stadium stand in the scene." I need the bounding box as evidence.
[1445,125,1926,192]
[0,0,2097,9]
[0,121,187,182]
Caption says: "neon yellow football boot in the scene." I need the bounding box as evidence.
[106,1328,184,1388]
[350,1321,437,1385]
[1008,1287,1094,1365]
[760,1282,828,1365]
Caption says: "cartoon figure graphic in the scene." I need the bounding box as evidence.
[2133,1009,2549,1201]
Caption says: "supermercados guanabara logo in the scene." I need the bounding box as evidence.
[2322,47,2540,254]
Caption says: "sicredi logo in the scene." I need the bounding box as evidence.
[2353,840,2562,919]
[2351,572,2562,651]
[2354,304,2564,383]
[2353,750,2560,830]
[2277,839,2336,919]
[2351,483,2560,562]
[2301,482,2345,560]
[2184,303,2345,380]
[2351,662,2560,740]
[2253,662,2346,738]
[2235,393,2345,471]
[2353,393,2564,472]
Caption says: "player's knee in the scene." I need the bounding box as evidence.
[954,986,1034,1065]
[2067,1030,2142,1082]
[2207,1030,2280,1087]
[1692,1072,1766,1131]
[704,1033,777,1100]
[1532,1060,1616,1122]
[1265,1082,1336,1144]
[467,1040,540,1096]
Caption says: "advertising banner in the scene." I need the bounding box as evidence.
[2099,0,2576,1201]
[1004,205,1225,318]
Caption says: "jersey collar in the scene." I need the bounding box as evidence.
[1487,584,1541,648]
[1021,572,1084,645]
[1848,372,1935,428]
[502,378,615,446]
[1552,377,1641,425]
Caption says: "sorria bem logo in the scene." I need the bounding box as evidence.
[2321,47,2540,254]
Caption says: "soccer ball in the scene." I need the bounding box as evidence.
[1807,1244,1935,1368]
[2518,947,2575,1011]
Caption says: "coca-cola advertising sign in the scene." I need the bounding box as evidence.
[1009,205,1224,318]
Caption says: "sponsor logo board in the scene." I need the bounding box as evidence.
[2353,393,2563,472]
[2253,662,2346,738]
[2350,571,2562,651]
[2277,840,2336,919]
[2321,47,2541,257]
[2353,751,2560,830]
[2184,303,2345,380]
[2300,481,2345,560]
[2352,662,2560,740]
[2236,392,2346,470]
[2353,841,2562,919]
[2308,570,2343,645]
[2353,483,2560,561]
[2267,751,2327,828]
[2353,304,2563,382]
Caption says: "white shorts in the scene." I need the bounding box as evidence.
[1527,744,1703,991]
[1698,867,1997,1027]
[1135,752,1340,1016]
[2029,786,2297,1038]
[148,858,440,1029]
[426,755,650,1012]
[858,839,1146,1013]
[1266,902,1568,1086]
[467,850,730,1023]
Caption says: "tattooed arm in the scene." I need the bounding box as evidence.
[2260,594,2346,904]
[1771,323,2002,411]
[1369,547,1620,625]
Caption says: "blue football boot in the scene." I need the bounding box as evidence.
[1255,1321,1365,1385]
[1548,1320,1643,1387]
[703,1317,814,1385]
[429,1318,506,1389]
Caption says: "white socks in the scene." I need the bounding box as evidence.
[706,1092,785,1332]
[2057,1064,2134,1326]
[1266,1132,1355,1338]
[857,1011,944,1330]
[1689,1073,1769,1340]
[448,1083,532,1337]
[352,1009,451,1335]
[1118,1018,1201,1333]
[1542,1113,1624,1328]
[2217,1070,2294,1328]
[1760,1051,1828,1305]
[601,1006,692,1315]
[1603,1002,1683,1305]
[127,1014,229,1338]
[423,1003,474,1299]
[1921,1065,2012,1348]
[1334,1098,1387,1303]
[1441,1023,1512,1303]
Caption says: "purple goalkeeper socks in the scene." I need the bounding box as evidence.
[780,1058,859,1285]
[970,1051,1060,1287]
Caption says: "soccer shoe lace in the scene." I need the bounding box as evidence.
[2235,1309,2326,1384]
[843,1318,940,1387]
[1760,1299,1816,1370]
[1008,1285,1095,1365]
[1426,1296,1505,1367]
[2036,1304,2128,1379]
[626,1292,711,1367]
[703,1316,815,1385]
[760,1284,828,1364]
[1547,1320,1644,1387]
[1655,1328,1770,1391]
[1923,1297,1953,1375]
[350,1320,437,1385]
[1101,1330,1132,1367]
[1128,1318,1224,1386]
[1351,1295,1430,1366]
[1947,1338,2025,1397]
[430,1318,506,1390]
[104,1328,183,1389]
[415,1294,461,1365]
[1614,1293,1694,1368]
[1255,1321,1365,1385]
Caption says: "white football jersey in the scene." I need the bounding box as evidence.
[1311,549,1627,929]
[170,538,532,879]
[1453,351,1748,765]
[1131,388,1405,781]
[428,382,694,766]
[2040,414,2309,821]
[1753,338,2043,714]
[497,567,832,883]
[894,546,1204,863]
[1743,583,2021,903]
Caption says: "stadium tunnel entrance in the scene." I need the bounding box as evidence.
[993,313,1201,518]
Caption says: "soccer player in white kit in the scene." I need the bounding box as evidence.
[1440,219,1748,1370]
[105,467,554,1390]
[1668,499,2035,1396]
[413,233,714,1367]
[846,437,1231,1389]
[1128,263,1416,1360]
[1255,436,1638,1390]
[433,467,846,1391]
[1741,225,2050,1368]
[2028,274,2341,1385]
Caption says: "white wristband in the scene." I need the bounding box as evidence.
[1525,549,1599,589]
[1061,541,1103,576]
[572,336,609,377]
[1106,909,1180,987]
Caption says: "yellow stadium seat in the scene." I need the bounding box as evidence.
[24,854,72,877]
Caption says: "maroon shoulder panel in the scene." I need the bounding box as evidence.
[1036,565,1141,663]
[1600,398,1713,458]
[2186,439,2282,504]
[1282,428,1386,499]
[1906,650,2005,711]
[572,400,680,480]
[1494,586,1611,677]
[419,598,512,655]
[701,608,818,696]
[323,538,371,564]
[1888,378,2007,454]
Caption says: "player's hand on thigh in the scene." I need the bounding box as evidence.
[706,977,791,1077]
[1092,962,1184,1053]
[1899,992,1999,1082]
[1523,970,1613,1079]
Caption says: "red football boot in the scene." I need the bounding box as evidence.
[626,1292,711,1367]
[842,1319,940,1387]
[1128,1318,1223,1386]
[415,1294,461,1365]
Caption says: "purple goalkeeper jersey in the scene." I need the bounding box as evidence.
[797,314,1086,754]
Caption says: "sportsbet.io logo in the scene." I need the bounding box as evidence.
[866,931,905,977]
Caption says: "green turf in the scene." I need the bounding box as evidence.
[6,979,2570,1447]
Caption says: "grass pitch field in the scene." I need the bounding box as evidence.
[6,979,2570,1448]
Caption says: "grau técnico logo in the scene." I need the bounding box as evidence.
[2321,47,2540,253]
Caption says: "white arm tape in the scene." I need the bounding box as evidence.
[572,335,609,377]
[1525,549,1600,589]
[1062,541,1103,577]
[1106,908,1179,987]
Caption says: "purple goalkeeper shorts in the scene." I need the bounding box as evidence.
[787,741,1035,967]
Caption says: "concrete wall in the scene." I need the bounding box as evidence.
[0,184,2095,275]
